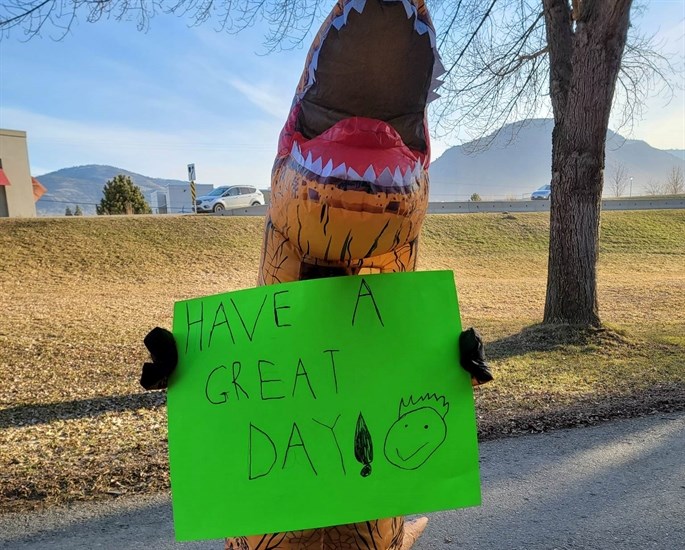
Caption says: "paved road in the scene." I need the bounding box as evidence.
[1,412,683,549]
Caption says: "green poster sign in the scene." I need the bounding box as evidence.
[168,270,481,541]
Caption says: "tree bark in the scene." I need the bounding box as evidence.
[543,0,632,326]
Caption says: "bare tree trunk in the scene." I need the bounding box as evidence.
[545,123,603,325]
[542,0,631,326]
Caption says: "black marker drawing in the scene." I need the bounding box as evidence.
[354,412,374,477]
[383,394,449,470]
[313,414,346,475]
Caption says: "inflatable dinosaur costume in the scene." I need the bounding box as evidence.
[143,0,492,547]
[238,0,440,547]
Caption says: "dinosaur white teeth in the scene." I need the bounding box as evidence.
[331,162,347,178]
[305,152,313,170]
[291,142,304,164]
[433,58,446,78]
[393,167,404,186]
[340,0,366,28]
[322,159,333,177]
[378,167,394,187]
[427,90,440,103]
[412,11,437,47]
[347,167,362,181]
[431,78,444,89]
[350,0,366,14]
[400,0,413,19]
[363,165,376,182]
[311,156,323,175]
[402,166,414,185]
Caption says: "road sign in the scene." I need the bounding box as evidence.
[187,164,196,182]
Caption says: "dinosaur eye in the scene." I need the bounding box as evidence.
[424,425,429,429]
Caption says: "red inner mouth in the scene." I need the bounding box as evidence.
[293,117,426,180]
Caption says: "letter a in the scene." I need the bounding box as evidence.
[352,278,384,327]
[282,422,318,475]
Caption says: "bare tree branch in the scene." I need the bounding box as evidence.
[664,166,684,195]
[608,161,628,197]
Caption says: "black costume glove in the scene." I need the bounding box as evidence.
[459,328,494,386]
[140,326,490,388]
[140,327,178,390]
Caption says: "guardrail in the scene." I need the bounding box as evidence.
[211,198,684,217]
[428,198,685,213]
[212,205,269,216]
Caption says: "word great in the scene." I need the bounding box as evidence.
[205,349,341,405]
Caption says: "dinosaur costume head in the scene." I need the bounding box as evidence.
[261,0,443,284]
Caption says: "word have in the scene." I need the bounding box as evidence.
[205,349,341,405]
[182,278,384,355]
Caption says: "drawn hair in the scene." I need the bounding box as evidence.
[398,394,449,419]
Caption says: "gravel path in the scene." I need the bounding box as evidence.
[1,412,683,550]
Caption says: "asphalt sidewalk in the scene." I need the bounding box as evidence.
[1,411,683,549]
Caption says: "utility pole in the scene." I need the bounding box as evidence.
[630,176,633,197]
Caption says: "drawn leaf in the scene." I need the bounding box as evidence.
[354,412,374,477]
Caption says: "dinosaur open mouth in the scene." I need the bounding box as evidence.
[285,0,439,193]
[291,117,422,187]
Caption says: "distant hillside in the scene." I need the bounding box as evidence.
[35,124,684,214]
[430,119,685,201]
[35,165,189,216]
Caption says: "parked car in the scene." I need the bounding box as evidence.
[196,185,265,213]
[530,184,552,200]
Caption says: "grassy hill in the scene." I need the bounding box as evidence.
[1,211,683,511]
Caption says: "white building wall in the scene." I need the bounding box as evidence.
[150,191,168,214]
[166,183,213,214]
[0,129,37,217]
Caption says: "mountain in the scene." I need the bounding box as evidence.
[429,119,685,201]
[35,165,189,215]
[35,123,683,214]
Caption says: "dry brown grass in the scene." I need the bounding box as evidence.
[1,211,684,513]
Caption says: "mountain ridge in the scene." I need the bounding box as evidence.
[36,165,189,215]
[429,119,685,200]
[34,119,684,214]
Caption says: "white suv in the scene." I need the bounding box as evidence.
[196,186,265,213]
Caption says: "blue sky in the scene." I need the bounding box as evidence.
[1,1,683,188]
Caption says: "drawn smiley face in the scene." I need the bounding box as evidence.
[383,406,447,470]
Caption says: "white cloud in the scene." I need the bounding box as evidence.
[2,106,280,187]
[228,78,292,119]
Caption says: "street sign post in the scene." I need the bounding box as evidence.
[188,164,196,214]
